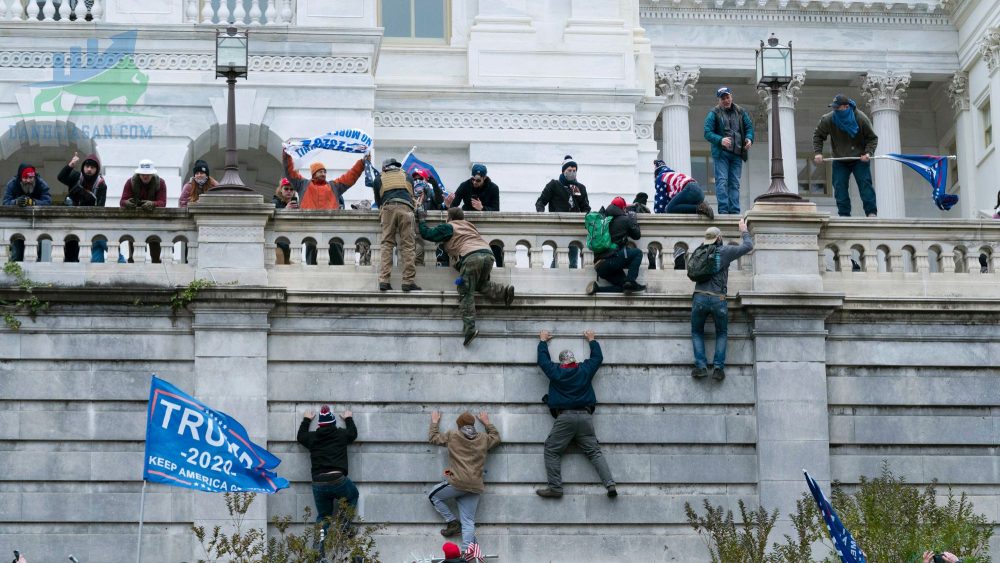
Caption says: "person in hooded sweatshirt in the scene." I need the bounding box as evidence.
[58,151,107,207]
[586,197,645,295]
[4,163,51,262]
[428,410,501,552]
[178,159,218,207]
[297,405,359,551]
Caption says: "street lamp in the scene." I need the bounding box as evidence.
[754,34,803,202]
[213,27,253,192]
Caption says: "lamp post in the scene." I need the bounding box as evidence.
[213,27,253,193]
[754,34,803,202]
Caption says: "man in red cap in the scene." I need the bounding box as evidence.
[586,197,644,294]
[297,405,358,556]
[4,164,52,261]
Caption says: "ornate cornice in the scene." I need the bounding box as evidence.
[373,111,634,131]
[640,5,951,27]
[978,27,1000,74]
[862,70,911,112]
[0,51,370,73]
[654,65,700,108]
[947,71,970,112]
[757,72,806,111]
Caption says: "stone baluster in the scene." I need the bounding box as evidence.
[90,0,102,21]
[915,252,929,273]
[947,72,974,217]
[41,0,54,20]
[133,241,147,264]
[862,70,911,219]
[655,65,700,176]
[185,0,199,22]
[201,0,214,23]
[966,253,981,274]
[940,250,955,273]
[26,0,39,20]
[233,0,246,24]
[554,246,569,269]
[160,243,174,265]
[263,0,276,24]
[57,0,70,20]
[249,0,262,24]
[50,240,65,263]
[279,0,292,24]
[23,240,38,262]
[529,246,544,268]
[758,72,806,193]
[837,253,853,273]
[503,246,516,268]
[218,0,232,24]
[0,0,10,21]
[0,241,8,262]
[862,252,877,273]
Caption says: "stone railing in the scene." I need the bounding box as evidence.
[0,0,298,25]
[0,0,104,22]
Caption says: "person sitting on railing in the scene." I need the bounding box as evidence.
[178,160,218,208]
[416,206,514,346]
[586,197,645,295]
[4,164,51,262]
[272,178,299,265]
[58,152,106,207]
[537,156,591,268]
[653,160,714,219]
[281,146,365,211]
[120,159,166,211]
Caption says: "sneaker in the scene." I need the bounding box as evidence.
[623,281,646,293]
[463,330,479,346]
[535,487,563,499]
[378,282,392,291]
[696,202,715,219]
[402,283,422,292]
[586,281,598,295]
[606,485,618,498]
[504,286,515,307]
[866,213,877,217]
[691,367,709,379]
[440,520,461,537]
[712,367,726,381]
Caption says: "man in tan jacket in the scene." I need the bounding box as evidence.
[428,410,501,552]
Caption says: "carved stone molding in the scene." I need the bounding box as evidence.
[373,111,634,131]
[753,233,818,250]
[978,27,1000,74]
[947,71,970,112]
[640,5,951,26]
[862,70,911,113]
[0,51,371,74]
[757,72,806,111]
[654,65,700,108]
[199,226,263,243]
[635,123,654,139]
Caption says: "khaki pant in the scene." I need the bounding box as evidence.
[458,251,509,337]
[379,202,416,284]
[413,220,426,266]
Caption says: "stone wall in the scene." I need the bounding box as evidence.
[1,197,999,562]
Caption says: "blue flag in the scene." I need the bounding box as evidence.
[805,470,867,563]
[402,152,449,203]
[143,375,289,494]
[882,154,958,211]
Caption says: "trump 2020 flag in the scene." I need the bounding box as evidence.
[881,154,958,211]
[805,470,866,563]
[283,128,373,167]
[144,375,289,494]
[402,151,448,200]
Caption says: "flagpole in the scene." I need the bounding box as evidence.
[136,479,147,563]
[822,155,956,162]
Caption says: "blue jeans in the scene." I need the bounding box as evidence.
[595,247,642,291]
[91,239,107,263]
[691,293,729,369]
[665,183,705,214]
[312,477,359,540]
[428,482,481,551]
[831,160,877,217]
[713,151,743,214]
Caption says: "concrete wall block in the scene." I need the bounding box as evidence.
[758,440,831,481]
[828,375,1000,406]
[756,401,831,441]
[827,339,1000,368]
[754,362,827,401]
[194,331,268,358]
[17,410,144,441]
[0,451,93,481]
[0,366,194,401]
[650,454,758,483]
[16,491,187,523]
[13,333,193,361]
[836,414,996,445]
[753,338,828,362]
[0,525,195,563]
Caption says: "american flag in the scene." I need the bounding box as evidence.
[463,542,484,563]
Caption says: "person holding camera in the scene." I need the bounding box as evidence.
[704,87,754,215]
[272,178,299,265]
[586,197,645,295]
[923,551,962,563]
[535,329,616,499]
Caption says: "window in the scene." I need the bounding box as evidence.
[380,0,447,41]
[689,151,715,195]
[797,153,831,196]
[982,100,992,148]
[946,140,958,192]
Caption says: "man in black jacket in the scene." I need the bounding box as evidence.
[448,163,499,212]
[587,197,644,294]
[536,155,590,268]
[297,405,359,546]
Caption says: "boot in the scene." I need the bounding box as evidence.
[440,520,461,537]
[696,202,715,219]
[463,330,479,346]
[402,283,422,292]
[535,487,563,498]
[378,282,392,291]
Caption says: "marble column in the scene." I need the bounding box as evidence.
[758,72,806,194]
[655,65,699,176]
[979,28,1000,213]
[862,70,911,218]
[947,72,975,217]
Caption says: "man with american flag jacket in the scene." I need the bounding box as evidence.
[652,159,715,219]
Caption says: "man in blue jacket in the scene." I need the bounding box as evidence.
[704,87,754,215]
[535,329,616,499]
[4,163,52,262]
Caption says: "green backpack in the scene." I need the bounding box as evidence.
[585,210,617,254]
[686,243,722,282]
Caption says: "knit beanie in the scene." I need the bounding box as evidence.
[317,405,335,426]
[634,192,649,205]
[442,542,461,559]
[653,159,665,169]
[193,159,210,175]
[610,197,627,210]
[558,350,576,364]
[456,412,476,427]
[471,163,487,177]
[561,155,578,172]
[309,162,326,177]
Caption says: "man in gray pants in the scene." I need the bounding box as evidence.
[535,329,617,499]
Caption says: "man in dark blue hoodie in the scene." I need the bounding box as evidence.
[4,163,52,261]
[535,329,616,499]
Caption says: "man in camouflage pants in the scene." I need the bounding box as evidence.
[416,207,515,346]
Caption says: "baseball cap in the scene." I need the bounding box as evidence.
[716,87,733,98]
[828,94,851,108]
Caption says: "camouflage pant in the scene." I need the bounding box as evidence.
[458,251,509,337]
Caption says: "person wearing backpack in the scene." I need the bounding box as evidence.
[585,197,644,294]
[690,219,752,381]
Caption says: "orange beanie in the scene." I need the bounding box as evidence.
[309,162,326,177]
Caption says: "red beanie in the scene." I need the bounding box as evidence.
[21,167,36,179]
[442,542,461,559]
[610,196,627,210]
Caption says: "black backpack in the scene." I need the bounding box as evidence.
[686,243,722,282]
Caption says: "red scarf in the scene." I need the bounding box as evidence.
[560,362,578,369]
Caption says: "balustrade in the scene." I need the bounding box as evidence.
[1,0,103,22]
[189,0,292,25]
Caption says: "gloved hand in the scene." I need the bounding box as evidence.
[15,195,28,207]
[415,207,427,222]
[124,198,138,209]
[141,200,156,211]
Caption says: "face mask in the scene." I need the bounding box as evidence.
[563,170,577,182]
[195,176,208,186]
